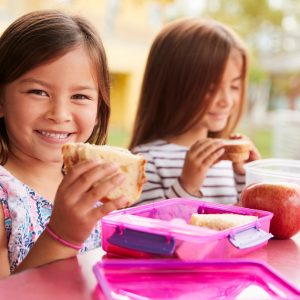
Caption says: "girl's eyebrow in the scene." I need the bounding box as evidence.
[19,78,51,87]
[72,84,97,91]
[232,75,242,82]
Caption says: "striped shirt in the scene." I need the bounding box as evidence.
[131,140,245,207]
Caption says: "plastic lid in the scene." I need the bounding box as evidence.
[101,199,273,244]
[243,158,300,179]
[93,260,300,300]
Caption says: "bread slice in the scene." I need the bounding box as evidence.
[222,139,251,153]
[220,139,251,162]
[62,143,147,204]
[189,213,257,231]
[219,151,250,162]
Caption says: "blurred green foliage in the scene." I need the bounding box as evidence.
[107,128,130,148]
[249,57,269,83]
[237,127,272,159]
[203,0,283,41]
[254,130,272,159]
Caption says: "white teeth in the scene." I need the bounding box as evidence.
[39,131,69,139]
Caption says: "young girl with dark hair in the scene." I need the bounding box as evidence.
[129,18,261,207]
[0,10,128,277]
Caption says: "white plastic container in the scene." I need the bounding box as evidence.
[244,158,300,186]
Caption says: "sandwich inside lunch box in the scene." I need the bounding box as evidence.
[101,198,274,260]
[93,260,300,300]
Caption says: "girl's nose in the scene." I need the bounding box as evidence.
[217,88,233,108]
[44,98,72,124]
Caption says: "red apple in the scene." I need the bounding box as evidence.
[240,182,300,239]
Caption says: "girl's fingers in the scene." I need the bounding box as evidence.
[249,146,261,161]
[75,173,126,212]
[190,139,223,158]
[212,158,222,165]
[190,139,210,152]
[91,196,128,220]
[100,197,111,204]
[230,133,242,139]
[196,139,224,161]
[61,159,103,188]
[232,162,245,175]
[65,162,120,202]
[202,148,225,167]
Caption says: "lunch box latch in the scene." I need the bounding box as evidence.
[107,226,176,255]
[229,226,273,249]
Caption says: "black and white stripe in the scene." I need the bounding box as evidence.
[131,140,246,207]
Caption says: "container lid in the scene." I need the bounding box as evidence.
[93,259,300,300]
[243,158,300,180]
[102,199,273,245]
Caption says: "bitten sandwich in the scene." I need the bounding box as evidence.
[62,143,147,204]
[189,213,258,231]
[220,139,251,162]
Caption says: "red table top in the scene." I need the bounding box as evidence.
[1,233,300,299]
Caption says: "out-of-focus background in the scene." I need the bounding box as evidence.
[1,0,300,159]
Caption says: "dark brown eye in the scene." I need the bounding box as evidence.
[71,94,89,100]
[29,90,47,96]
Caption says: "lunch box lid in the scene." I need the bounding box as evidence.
[93,259,300,300]
[101,199,273,254]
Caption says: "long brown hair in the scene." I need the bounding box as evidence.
[129,18,248,150]
[0,10,110,165]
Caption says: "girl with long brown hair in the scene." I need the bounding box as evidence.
[0,10,128,277]
[129,18,261,207]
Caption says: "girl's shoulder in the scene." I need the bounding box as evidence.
[0,165,12,178]
[0,166,18,198]
[0,166,36,201]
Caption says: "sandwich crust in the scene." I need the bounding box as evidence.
[219,151,250,163]
[219,139,251,162]
[62,143,83,172]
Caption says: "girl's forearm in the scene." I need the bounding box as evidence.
[13,231,78,274]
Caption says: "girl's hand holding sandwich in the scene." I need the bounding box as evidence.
[229,133,261,175]
[180,138,225,195]
[49,159,127,247]
[15,159,128,274]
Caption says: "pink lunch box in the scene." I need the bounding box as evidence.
[101,198,274,260]
[93,259,300,300]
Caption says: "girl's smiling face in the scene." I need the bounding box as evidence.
[0,47,99,163]
[197,51,243,133]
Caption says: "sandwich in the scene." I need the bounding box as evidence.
[220,139,251,162]
[189,213,258,231]
[62,143,147,204]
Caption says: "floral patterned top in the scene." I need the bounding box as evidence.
[0,166,101,273]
